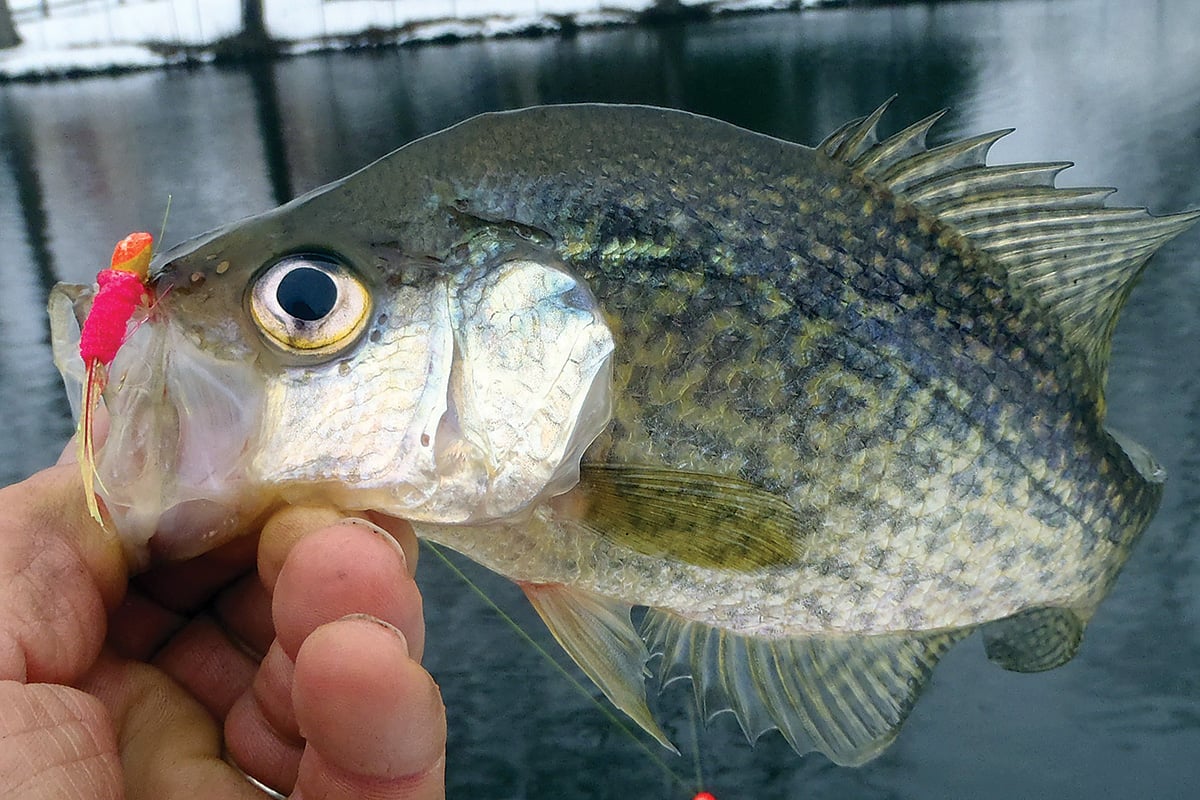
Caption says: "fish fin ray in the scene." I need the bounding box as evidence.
[818,96,893,160]
[817,116,863,158]
[821,96,894,163]
[876,129,1015,193]
[904,161,1075,206]
[642,609,967,765]
[1106,426,1166,485]
[822,103,1200,390]
[852,108,947,177]
[982,607,1085,673]
[574,464,804,571]
[519,582,676,752]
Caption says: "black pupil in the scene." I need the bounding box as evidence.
[276,266,337,321]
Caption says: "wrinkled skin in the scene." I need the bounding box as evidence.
[0,435,446,799]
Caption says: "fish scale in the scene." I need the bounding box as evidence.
[49,101,1196,766]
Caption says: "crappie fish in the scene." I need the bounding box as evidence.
[49,101,1198,765]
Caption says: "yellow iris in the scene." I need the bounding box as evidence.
[249,254,371,354]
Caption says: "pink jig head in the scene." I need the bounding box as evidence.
[77,232,154,524]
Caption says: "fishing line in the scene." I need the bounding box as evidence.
[157,194,173,246]
[688,700,705,792]
[424,540,692,793]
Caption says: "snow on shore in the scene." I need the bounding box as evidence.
[2,0,823,80]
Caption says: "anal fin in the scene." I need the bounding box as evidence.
[642,610,967,766]
[519,582,676,752]
[982,607,1085,673]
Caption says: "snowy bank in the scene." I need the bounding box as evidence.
[2,0,834,80]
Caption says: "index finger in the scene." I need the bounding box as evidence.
[0,463,128,683]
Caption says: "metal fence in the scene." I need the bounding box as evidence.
[7,1,791,53]
[10,0,618,25]
[12,0,167,23]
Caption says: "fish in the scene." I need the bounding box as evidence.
[48,100,1199,766]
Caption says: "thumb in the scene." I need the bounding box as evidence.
[0,463,127,683]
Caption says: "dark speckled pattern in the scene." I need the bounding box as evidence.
[383,105,1165,632]
[148,104,1172,634]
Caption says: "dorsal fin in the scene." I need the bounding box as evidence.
[820,101,1200,393]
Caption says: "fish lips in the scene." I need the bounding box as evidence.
[50,282,266,568]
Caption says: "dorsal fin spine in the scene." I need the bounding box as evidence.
[853,109,947,176]
[876,130,1013,192]
[905,162,1074,205]
[822,95,896,161]
[832,98,892,162]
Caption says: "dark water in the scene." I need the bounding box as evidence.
[3,0,1200,797]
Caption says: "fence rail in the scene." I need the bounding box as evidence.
[12,0,167,24]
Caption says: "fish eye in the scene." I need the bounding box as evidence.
[249,254,370,354]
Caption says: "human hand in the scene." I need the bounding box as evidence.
[0,462,446,799]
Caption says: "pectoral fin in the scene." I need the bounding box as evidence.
[518,581,676,752]
[573,464,807,571]
[642,610,967,766]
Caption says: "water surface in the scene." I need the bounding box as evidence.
[2,1,1199,797]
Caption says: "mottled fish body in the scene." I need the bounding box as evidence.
[50,102,1197,764]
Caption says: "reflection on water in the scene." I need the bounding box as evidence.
[2,1,1199,797]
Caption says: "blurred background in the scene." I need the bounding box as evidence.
[2,1,1199,798]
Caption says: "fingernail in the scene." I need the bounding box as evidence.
[339,517,407,571]
[337,613,409,653]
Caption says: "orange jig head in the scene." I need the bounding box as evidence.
[77,232,154,525]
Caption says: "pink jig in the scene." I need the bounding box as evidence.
[77,231,154,524]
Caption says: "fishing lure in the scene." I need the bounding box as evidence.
[76,231,154,524]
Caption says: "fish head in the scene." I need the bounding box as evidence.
[49,184,615,567]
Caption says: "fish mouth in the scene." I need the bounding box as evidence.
[50,283,267,568]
